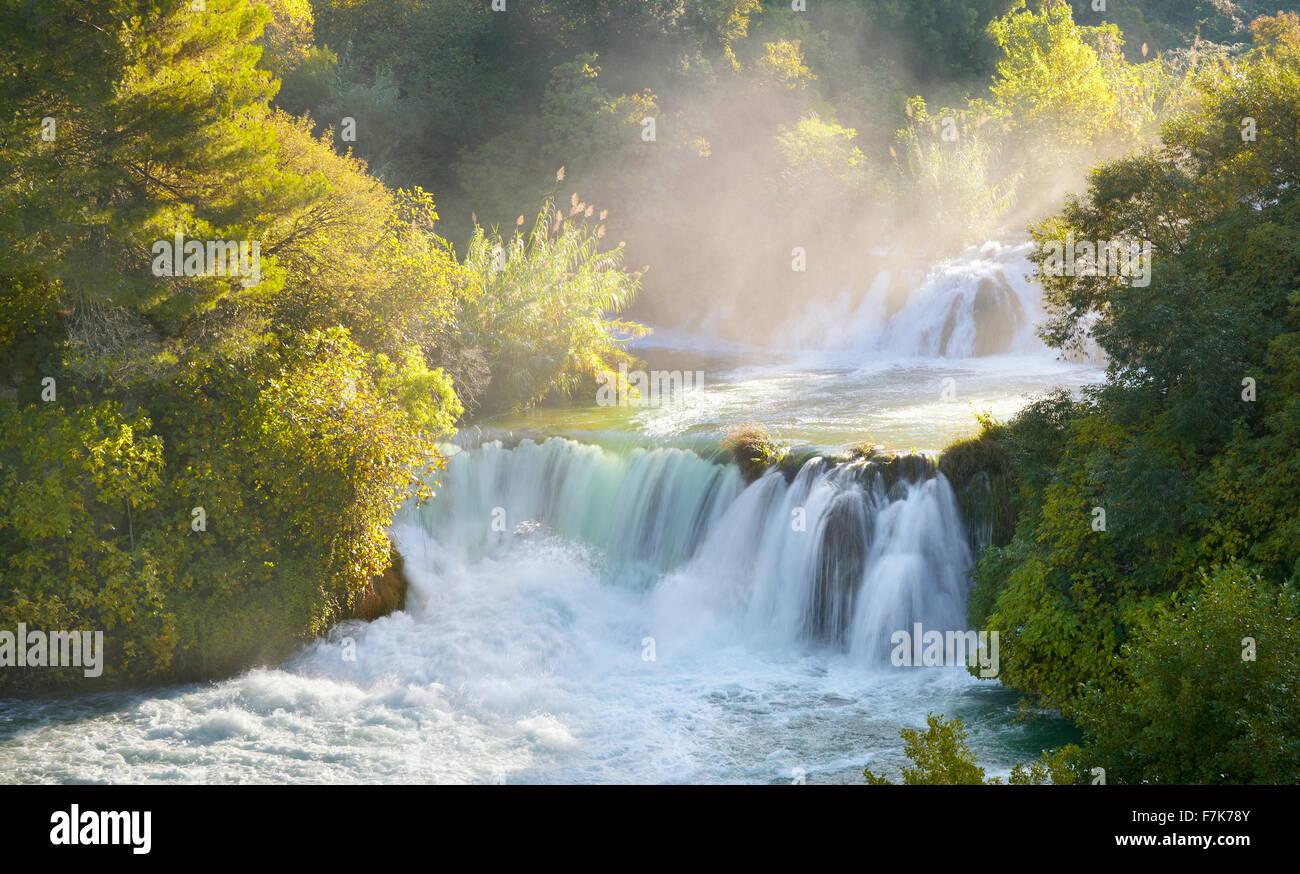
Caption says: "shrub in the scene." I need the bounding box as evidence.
[459,194,647,415]
[866,713,1086,785]
[865,713,989,785]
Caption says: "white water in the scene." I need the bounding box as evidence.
[411,439,969,658]
[500,240,1104,451]
[782,239,1047,357]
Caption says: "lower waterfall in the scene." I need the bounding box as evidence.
[401,437,974,665]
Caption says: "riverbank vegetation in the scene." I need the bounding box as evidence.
[941,13,1300,783]
[866,714,1083,784]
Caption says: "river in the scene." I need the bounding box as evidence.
[0,240,1099,784]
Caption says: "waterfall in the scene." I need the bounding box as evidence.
[782,239,1052,358]
[410,438,745,587]
[0,242,1082,785]
[402,438,974,664]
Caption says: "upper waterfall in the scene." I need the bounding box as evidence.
[782,239,1055,358]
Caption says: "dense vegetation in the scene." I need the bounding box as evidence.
[865,713,1083,784]
[280,0,1249,339]
[947,13,1300,783]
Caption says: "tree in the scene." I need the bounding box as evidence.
[0,0,466,690]
[865,714,990,785]
[962,26,1300,784]
[1073,565,1300,784]
[0,401,172,689]
[986,0,1120,150]
[864,713,1085,784]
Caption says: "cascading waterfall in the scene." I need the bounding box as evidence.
[411,438,745,587]
[877,240,1041,357]
[403,438,974,664]
[0,235,1086,785]
[783,239,1051,358]
[0,233,1086,784]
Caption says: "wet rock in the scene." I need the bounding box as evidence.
[347,545,407,622]
[971,273,1024,356]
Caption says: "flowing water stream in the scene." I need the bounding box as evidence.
[0,240,1096,784]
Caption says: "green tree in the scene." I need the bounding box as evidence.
[1073,565,1300,784]
[865,714,989,785]
[773,113,866,202]
[866,713,1085,785]
[0,0,466,691]
[985,0,1120,149]
[961,22,1300,784]
[0,400,172,689]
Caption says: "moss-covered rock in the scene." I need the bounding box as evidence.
[722,423,787,483]
[938,435,1014,551]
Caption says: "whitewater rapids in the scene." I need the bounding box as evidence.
[0,438,1058,784]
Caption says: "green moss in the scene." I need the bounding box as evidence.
[939,435,1014,552]
[722,423,787,483]
[838,439,883,463]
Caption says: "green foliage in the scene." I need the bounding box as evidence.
[897,126,1017,251]
[152,326,446,680]
[1007,744,1086,785]
[1070,0,1269,59]
[305,0,511,184]
[0,399,173,689]
[986,1,1122,148]
[886,1,1184,258]
[0,0,287,330]
[961,24,1300,783]
[2,0,655,692]
[872,0,1020,82]
[1073,564,1300,784]
[866,713,1087,785]
[772,113,867,216]
[459,195,647,415]
[4,4,1297,778]
[452,52,664,238]
[274,0,1209,341]
[866,714,989,785]
[842,439,882,461]
[939,433,1014,551]
[753,39,815,90]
